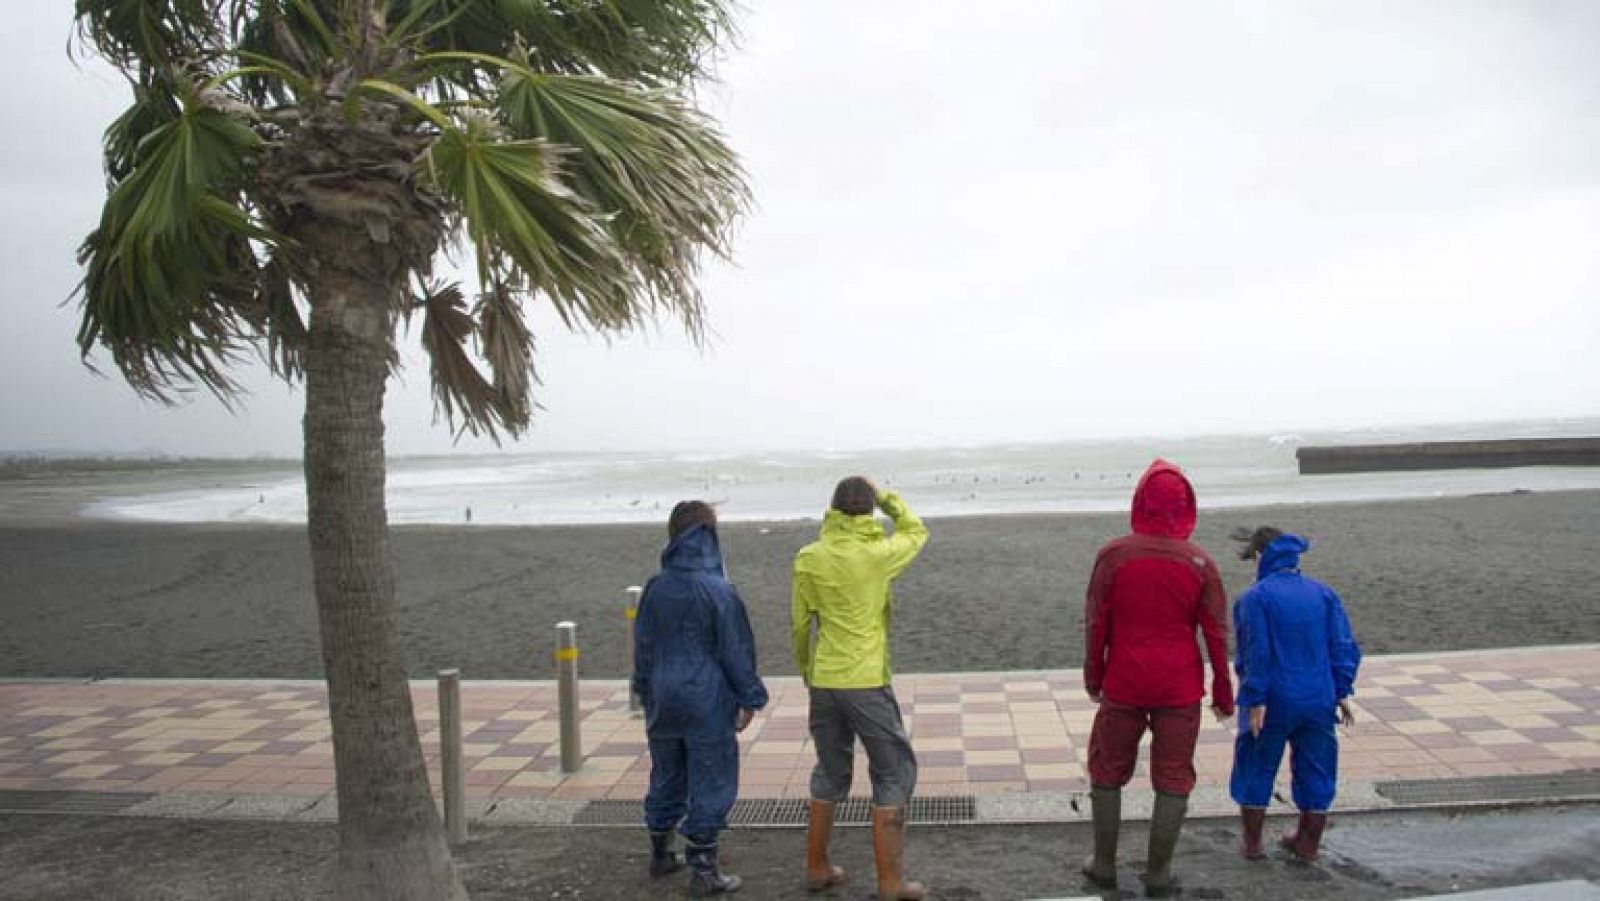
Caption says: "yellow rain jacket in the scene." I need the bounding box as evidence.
[791,492,929,689]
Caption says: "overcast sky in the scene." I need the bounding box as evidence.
[3,2,1598,456]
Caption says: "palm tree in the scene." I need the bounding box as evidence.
[71,2,746,898]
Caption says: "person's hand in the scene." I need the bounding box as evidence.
[735,708,755,733]
[1337,699,1355,730]
[1086,689,1102,705]
[1211,704,1233,725]
[1248,705,1267,737]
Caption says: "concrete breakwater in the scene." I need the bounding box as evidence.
[1297,436,1600,474]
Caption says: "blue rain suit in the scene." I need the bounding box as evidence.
[633,523,769,840]
[1229,534,1362,813]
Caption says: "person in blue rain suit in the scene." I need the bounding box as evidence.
[633,500,769,896]
[1229,526,1362,864]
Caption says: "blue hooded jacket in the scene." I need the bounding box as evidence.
[1233,534,1362,712]
[632,523,768,740]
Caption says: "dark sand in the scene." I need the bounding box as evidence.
[4,806,1599,900]
[2,491,1597,679]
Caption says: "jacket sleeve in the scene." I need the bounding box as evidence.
[791,566,815,684]
[714,584,769,711]
[877,492,929,580]
[1198,557,1235,715]
[1325,586,1362,700]
[1083,550,1115,697]
[632,581,656,705]
[1234,588,1272,710]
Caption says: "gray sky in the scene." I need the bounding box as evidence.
[3,1,1598,456]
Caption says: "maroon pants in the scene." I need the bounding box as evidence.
[1087,700,1201,795]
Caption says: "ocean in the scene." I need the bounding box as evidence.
[76,417,1600,526]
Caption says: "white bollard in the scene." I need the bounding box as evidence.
[556,621,583,773]
[437,668,467,845]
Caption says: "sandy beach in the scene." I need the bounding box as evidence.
[1,489,1596,680]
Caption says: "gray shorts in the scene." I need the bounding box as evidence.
[808,686,918,807]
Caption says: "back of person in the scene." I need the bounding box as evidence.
[1080,458,1233,897]
[793,494,927,689]
[1234,532,1359,718]
[633,503,766,897]
[1239,550,1338,712]
[637,528,750,739]
[1086,460,1230,710]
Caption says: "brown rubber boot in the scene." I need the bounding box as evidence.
[1239,807,1267,860]
[1080,785,1120,887]
[805,800,847,891]
[871,806,927,900]
[1281,811,1328,862]
[1141,790,1188,898]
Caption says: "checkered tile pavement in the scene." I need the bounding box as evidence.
[1,646,1596,804]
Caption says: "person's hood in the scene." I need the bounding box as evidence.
[820,508,886,541]
[1258,533,1310,579]
[1130,458,1197,539]
[661,522,725,574]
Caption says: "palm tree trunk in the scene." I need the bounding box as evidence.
[303,270,467,901]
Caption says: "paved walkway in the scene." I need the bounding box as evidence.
[1,646,1597,806]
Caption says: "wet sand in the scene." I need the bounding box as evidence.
[1,490,1596,679]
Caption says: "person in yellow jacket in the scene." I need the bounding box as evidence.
[791,476,930,900]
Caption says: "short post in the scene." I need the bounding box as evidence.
[437,668,467,845]
[625,585,643,712]
[556,621,583,773]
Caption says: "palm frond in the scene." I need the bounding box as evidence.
[496,71,747,339]
[74,0,224,77]
[416,280,503,437]
[76,88,274,402]
[476,283,538,430]
[424,115,638,330]
[389,0,736,86]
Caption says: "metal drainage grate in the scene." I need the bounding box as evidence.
[1375,770,1600,806]
[573,795,977,827]
[0,791,154,816]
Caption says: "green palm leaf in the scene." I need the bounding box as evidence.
[77,89,273,401]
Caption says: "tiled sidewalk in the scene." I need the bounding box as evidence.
[0,646,1597,804]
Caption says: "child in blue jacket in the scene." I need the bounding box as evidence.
[634,501,769,895]
[1229,526,1362,863]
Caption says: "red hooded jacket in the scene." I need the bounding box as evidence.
[1083,459,1235,713]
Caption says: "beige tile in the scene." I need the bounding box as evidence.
[1491,714,1558,729]
[135,752,197,766]
[1023,764,1081,780]
[212,741,267,755]
[473,757,533,772]
[1017,733,1072,750]
[1547,741,1600,759]
[46,750,106,765]
[1373,675,1422,687]
[966,750,1021,766]
[506,771,563,788]
[1464,730,1528,747]
[1391,720,1451,735]
[57,764,118,779]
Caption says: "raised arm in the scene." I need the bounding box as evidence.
[1198,558,1235,715]
[877,491,929,579]
[1325,586,1362,700]
[713,585,769,712]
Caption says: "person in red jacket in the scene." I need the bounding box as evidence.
[1080,459,1235,897]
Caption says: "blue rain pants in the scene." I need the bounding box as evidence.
[645,735,741,839]
[1230,703,1339,811]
